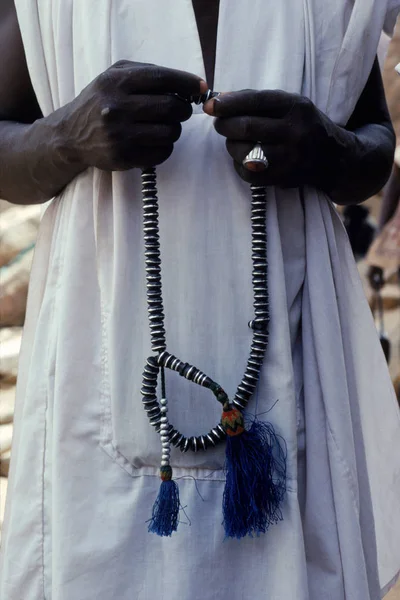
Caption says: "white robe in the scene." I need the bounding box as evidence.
[1,1,400,599]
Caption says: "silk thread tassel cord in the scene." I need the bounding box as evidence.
[221,405,287,539]
[148,367,181,536]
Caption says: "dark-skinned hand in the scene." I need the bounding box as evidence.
[203,89,353,191]
[62,60,208,171]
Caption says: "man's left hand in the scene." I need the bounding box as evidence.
[203,89,342,190]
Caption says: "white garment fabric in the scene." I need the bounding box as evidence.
[1,1,400,599]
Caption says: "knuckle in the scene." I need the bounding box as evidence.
[96,69,115,93]
[253,90,266,111]
[159,123,181,143]
[170,122,182,142]
[213,117,224,136]
[110,141,138,169]
[173,98,192,121]
[149,144,174,166]
[296,95,313,116]
[241,116,254,139]
[111,59,131,69]
[159,144,174,163]
[148,66,165,85]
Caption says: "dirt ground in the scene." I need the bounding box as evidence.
[386,579,400,599]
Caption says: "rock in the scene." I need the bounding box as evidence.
[0,204,40,268]
[393,375,400,404]
[0,328,22,383]
[0,423,13,455]
[0,385,15,425]
[0,200,11,214]
[0,247,34,327]
[368,285,400,312]
[0,476,8,540]
[0,451,10,477]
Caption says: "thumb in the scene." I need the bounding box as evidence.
[203,92,228,116]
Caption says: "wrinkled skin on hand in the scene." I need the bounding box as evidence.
[203,89,348,190]
[63,60,208,171]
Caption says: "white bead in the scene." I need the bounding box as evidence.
[160,416,168,423]
[161,460,169,466]
[160,398,168,406]
[162,452,170,459]
[160,406,168,413]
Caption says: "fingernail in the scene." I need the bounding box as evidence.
[203,97,220,116]
[101,106,111,117]
[199,79,209,93]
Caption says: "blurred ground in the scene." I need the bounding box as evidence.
[387,579,400,599]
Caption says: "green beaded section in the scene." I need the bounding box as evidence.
[160,465,173,481]
[210,382,229,405]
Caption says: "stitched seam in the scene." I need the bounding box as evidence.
[40,198,67,599]
[40,389,48,600]
[326,420,359,513]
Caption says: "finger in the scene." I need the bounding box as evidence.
[103,94,193,123]
[231,144,289,184]
[215,116,288,143]
[225,140,256,164]
[109,122,182,146]
[233,160,274,185]
[112,144,174,170]
[116,64,208,97]
[204,89,296,118]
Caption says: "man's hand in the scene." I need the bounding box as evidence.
[203,89,355,189]
[204,72,395,205]
[63,61,207,171]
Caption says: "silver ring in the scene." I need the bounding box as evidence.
[242,142,269,172]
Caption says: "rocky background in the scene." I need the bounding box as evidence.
[0,200,41,535]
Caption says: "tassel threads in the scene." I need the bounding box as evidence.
[148,391,181,537]
[221,404,286,539]
[148,465,180,536]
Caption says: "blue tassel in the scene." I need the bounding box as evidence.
[222,407,286,539]
[148,466,180,537]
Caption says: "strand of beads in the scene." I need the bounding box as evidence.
[141,354,227,452]
[233,184,270,411]
[160,404,170,468]
[141,173,270,451]
[142,168,167,355]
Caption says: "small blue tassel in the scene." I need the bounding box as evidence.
[222,407,286,539]
[148,466,180,537]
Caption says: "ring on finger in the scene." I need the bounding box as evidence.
[242,142,269,172]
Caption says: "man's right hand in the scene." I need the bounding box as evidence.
[1,0,208,203]
[63,61,207,171]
